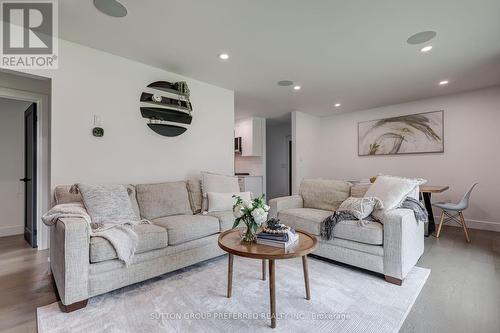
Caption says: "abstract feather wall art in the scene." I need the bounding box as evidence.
[358,111,444,156]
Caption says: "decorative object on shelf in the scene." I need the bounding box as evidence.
[140,81,193,137]
[92,127,104,137]
[358,110,444,156]
[232,194,270,242]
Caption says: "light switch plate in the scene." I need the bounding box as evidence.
[93,114,102,126]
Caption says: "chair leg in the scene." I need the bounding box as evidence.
[436,211,445,238]
[459,212,471,243]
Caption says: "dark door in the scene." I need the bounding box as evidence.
[22,103,37,248]
[288,140,292,195]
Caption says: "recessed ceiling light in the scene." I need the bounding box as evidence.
[439,80,449,85]
[420,45,433,53]
[334,103,341,107]
[293,85,301,91]
[277,80,293,86]
[94,0,128,18]
[407,31,437,45]
[218,53,229,60]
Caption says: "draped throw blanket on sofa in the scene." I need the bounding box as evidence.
[321,197,428,241]
[42,203,149,265]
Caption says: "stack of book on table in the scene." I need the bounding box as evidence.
[256,228,299,248]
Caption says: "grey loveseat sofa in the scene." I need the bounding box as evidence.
[50,179,232,312]
[269,179,424,285]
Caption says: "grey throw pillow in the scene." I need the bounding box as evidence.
[338,197,382,220]
[78,184,138,224]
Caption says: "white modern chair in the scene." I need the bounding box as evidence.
[433,183,478,243]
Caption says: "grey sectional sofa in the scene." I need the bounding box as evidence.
[269,179,424,285]
[50,179,231,312]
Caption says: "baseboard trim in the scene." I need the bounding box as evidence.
[0,225,24,237]
[434,216,500,233]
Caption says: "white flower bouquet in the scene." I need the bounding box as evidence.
[232,194,270,242]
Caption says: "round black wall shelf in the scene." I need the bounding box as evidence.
[140,81,193,137]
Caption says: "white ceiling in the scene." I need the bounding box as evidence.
[59,0,500,119]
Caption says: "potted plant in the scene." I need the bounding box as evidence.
[232,195,270,242]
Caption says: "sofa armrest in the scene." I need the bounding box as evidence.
[50,217,90,305]
[268,195,303,219]
[381,209,424,280]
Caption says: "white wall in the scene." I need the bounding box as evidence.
[22,39,234,186]
[0,98,31,236]
[310,86,500,231]
[11,40,234,248]
[291,111,322,194]
[266,121,291,199]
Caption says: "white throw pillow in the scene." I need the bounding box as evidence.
[364,175,420,211]
[375,174,427,200]
[201,172,241,211]
[207,192,251,212]
[338,197,382,220]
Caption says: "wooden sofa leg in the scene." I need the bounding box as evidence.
[51,272,88,312]
[385,275,403,286]
[58,299,88,313]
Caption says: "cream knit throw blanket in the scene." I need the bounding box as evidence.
[42,203,148,266]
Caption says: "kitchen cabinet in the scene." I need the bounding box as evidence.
[234,117,264,156]
[238,176,264,198]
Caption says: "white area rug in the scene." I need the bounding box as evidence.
[38,256,429,333]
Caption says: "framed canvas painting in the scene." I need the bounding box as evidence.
[358,110,444,156]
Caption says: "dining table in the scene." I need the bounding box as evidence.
[419,185,450,236]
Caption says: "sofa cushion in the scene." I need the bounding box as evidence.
[299,179,351,211]
[201,172,240,211]
[54,185,83,204]
[127,185,141,220]
[278,208,333,236]
[153,214,219,245]
[90,224,168,263]
[206,210,235,231]
[350,184,371,198]
[54,184,141,219]
[135,181,192,220]
[186,178,202,214]
[333,220,383,245]
[278,208,383,245]
[201,172,240,193]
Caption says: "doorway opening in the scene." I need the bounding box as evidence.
[0,98,38,247]
[0,71,51,249]
[265,113,292,200]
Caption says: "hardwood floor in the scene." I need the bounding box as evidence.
[0,235,56,333]
[0,226,498,333]
[401,226,500,333]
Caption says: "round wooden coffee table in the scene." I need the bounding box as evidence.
[218,229,318,329]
